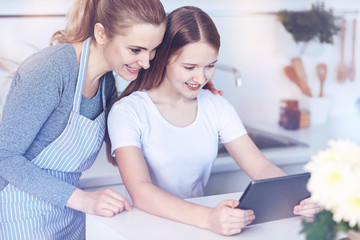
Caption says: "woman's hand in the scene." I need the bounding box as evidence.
[204,80,224,95]
[67,188,132,217]
[207,200,254,236]
[293,198,323,218]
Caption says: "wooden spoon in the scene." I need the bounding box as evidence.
[349,18,356,81]
[316,63,327,97]
[337,19,347,83]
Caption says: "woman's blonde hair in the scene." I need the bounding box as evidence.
[50,0,166,45]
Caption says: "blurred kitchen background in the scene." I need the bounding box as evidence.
[1,0,360,124]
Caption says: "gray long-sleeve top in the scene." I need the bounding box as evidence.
[0,43,117,208]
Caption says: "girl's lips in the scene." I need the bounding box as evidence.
[185,82,201,90]
[126,65,141,74]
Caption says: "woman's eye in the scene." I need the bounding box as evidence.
[207,64,215,68]
[184,66,194,70]
[131,48,141,54]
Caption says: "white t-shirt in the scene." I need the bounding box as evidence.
[108,89,246,199]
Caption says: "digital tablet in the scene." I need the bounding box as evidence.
[236,172,311,225]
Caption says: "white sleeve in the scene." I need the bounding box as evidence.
[107,100,142,156]
[218,96,247,144]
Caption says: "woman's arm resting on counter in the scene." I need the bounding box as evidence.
[66,187,131,217]
[114,146,255,236]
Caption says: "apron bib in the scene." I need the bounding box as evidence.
[0,37,106,240]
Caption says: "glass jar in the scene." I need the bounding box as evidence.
[279,99,300,130]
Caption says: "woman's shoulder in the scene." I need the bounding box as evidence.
[15,44,78,89]
[109,91,151,122]
[20,43,77,74]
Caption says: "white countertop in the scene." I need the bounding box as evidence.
[86,192,306,240]
[79,114,360,189]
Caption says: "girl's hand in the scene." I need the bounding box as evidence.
[204,80,224,95]
[67,188,132,217]
[293,198,323,218]
[207,200,254,236]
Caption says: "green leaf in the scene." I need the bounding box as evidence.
[277,2,341,44]
[301,210,337,240]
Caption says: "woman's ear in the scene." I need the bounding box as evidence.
[94,23,107,45]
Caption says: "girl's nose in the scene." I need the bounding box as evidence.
[193,71,208,84]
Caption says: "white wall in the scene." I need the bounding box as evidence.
[161,0,360,123]
[1,0,359,123]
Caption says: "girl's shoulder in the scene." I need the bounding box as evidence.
[198,89,227,107]
[112,91,150,111]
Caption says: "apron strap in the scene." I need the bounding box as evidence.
[73,37,108,113]
[73,37,91,112]
[101,75,107,111]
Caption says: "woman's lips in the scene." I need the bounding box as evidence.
[126,65,141,74]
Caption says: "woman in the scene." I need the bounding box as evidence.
[108,6,322,236]
[0,0,166,239]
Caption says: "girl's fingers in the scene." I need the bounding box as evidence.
[299,198,314,205]
[225,227,242,236]
[229,208,254,220]
[219,216,253,236]
[220,199,239,208]
[293,203,323,216]
[227,216,254,226]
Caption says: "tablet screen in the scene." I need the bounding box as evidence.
[237,172,311,225]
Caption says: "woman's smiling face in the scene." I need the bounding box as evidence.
[103,22,166,81]
[163,41,218,99]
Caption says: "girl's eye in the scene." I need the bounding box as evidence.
[184,66,194,70]
[206,64,215,68]
[131,48,141,54]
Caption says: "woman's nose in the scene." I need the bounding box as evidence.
[138,54,151,70]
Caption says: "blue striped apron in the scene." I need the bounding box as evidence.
[0,37,106,240]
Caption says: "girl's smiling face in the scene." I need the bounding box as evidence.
[163,41,218,99]
[103,23,166,81]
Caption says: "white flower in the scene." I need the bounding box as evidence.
[333,191,360,227]
[306,161,353,209]
[305,139,360,227]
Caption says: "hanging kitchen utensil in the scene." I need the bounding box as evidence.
[290,58,312,97]
[284,65,312,97]
[349,18,356,81]
[284,66,301,90]
[337,18,347,83]
[316,63,327,97]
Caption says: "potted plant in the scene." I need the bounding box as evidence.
[277,3,341,103]
[277,2,341,55]
[302,139,360,240]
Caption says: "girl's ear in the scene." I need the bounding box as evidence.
[94,23,107,45]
